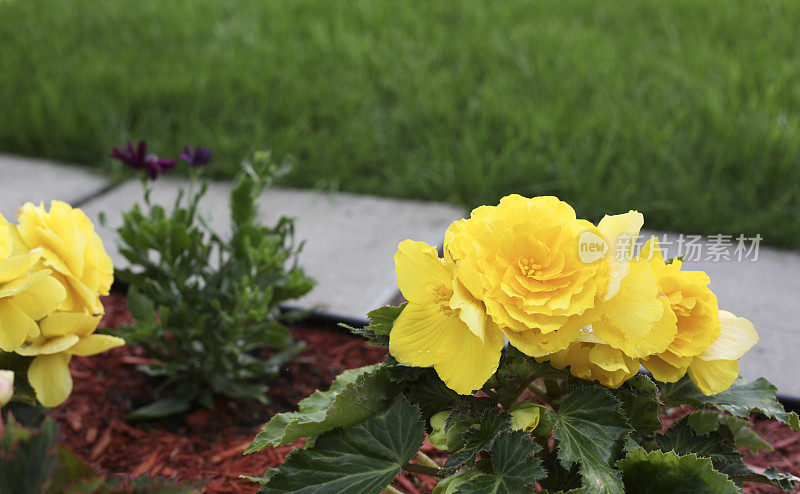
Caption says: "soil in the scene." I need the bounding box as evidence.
[50,294,800,493]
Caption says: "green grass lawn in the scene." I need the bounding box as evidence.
[1,0,799,247]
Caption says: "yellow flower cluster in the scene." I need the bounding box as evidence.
[0,201,123,407]
[390,195,758,396]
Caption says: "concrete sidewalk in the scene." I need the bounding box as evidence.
[79,179,465,320]
[1,156,799,395]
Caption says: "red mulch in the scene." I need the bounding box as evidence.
[51,294,388,493]
[50,294,800,493]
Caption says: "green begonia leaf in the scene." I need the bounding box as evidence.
[444,406,511,471]
[687,410,773,453]
[345,305,405,346]
[660,376,800,430]
[246,364,391,452]
[454,431,546,494]
[618,448,738,494]
[259,395,425,494]
[553,387,632,494]
[654,417,799,492]
[616,374,661,435]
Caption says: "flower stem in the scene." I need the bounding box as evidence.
[382,485,404,494]
[402,462,445,478]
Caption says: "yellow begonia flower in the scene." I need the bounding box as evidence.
[686,310,759,395]
[444,195,609,357]
[0,215,67,352]
[390,240,505,395]
[639,238,722,385]
[545,339,639,388]
[17,312,124,407]
[17,201,113,315]
[577,212,677,360]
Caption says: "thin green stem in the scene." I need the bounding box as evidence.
[402,462,446,478]
[382,485,404,494]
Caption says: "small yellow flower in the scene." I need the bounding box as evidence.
[0,215,66,352]
[389,240,505,395]
[16,201,113,315]
[639,239,722,385]
[16,311,124,407]
[445,195,608,357]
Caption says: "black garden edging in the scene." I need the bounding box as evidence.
[108,280,800,414]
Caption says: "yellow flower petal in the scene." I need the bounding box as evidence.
[39,312,101,338]
[16,334,79,356]
[592,261,663,343]
[0,253,39,284]
[389,303,462,367]
[68,334,125,356]
[449,278,487,341]
[0,299,37,351]
[0,217,11,259]
[597,210,643,300]
[0,269,50,298]
[688,358,739,396]
[28,353,73,407]
[433,322,505,395]
[696,311,758,362]
[641,353,690,383]
[639,238,666,276]
[9,276,67,321]
[504,320,581,358]
[52,272,104,315]
[394,240,453,305]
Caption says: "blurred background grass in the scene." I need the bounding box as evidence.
[1,0,798,246]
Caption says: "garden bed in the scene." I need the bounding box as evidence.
[50,294,800,493]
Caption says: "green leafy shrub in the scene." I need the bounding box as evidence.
[245,308,800,494]
[116,150,314,418]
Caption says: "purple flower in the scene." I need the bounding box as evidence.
[179,145,212,167]
[144,156,175,180]
[110,140,147,170]
[110,140,175,180]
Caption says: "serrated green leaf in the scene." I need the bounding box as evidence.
[259,395,425,494]
[731,466,800,492]
[655,418,740,462]
[658,417,798,491]
[455,431,546,494]
[616,374,661,435]
[660,376,800,430]
[539,449,582,493]
[687,410,772,453]
[618,448,737,494]
[444,407,511,471]
[553,387,632,494]
[348,305,405,346]
[247,364,391,452]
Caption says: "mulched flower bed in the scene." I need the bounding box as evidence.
[51,294,800,493]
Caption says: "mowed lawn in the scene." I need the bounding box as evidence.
[1,0,799,246]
